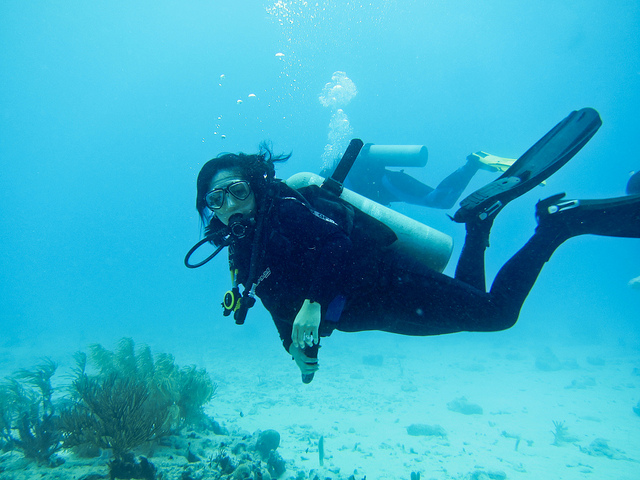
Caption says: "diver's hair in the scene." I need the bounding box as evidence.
[196,142,291,226]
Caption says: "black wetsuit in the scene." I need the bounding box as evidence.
[228,181,556,353]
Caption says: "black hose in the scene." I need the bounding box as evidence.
[184,237,226,269]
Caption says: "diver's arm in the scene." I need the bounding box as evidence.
[291,232,349,350]
[274,191,351,348]
[276,192,352,308]
[273,316,294,353]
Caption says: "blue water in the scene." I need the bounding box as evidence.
[1,1,639,381]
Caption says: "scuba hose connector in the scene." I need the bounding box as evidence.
[223,267,242,317]
[221,285,256,324]
[233,285,256,325]
[222,286,241,316]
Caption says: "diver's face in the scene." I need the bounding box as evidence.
[207,169,256,225]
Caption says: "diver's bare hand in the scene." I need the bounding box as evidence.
[291,299,321,348]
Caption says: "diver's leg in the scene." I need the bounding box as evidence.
[337,192,640,337]
[488,192,640,324]
[421,160,480,209]
[452,159,508,291]
[382,160,483,209]
[453,216,494,290]
[424,153,517,209]
[377,153,515,209]
[336,264,500,336]
[451,108,604,287]
[380,170,436,205]
[534,193,640,240]
[485,230,560,327]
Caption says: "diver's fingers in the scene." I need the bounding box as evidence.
[291,324,303,348]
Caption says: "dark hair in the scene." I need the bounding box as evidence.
[195,142,291,226]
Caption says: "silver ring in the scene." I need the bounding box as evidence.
[303,333,313,342]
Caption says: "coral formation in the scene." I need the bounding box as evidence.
[58,338,217,477]
[551,421,579,446]
[255,429,281,459]
[0,359,63,466]
[578,437,631,460]
[60,371,170,460]
[0,338,219,480]
[0,383,14,450]
[0,339,311,479]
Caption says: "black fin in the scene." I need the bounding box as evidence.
[453,108,602,223]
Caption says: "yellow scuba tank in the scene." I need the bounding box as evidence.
[286,171,453,273]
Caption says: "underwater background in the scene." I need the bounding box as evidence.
[1,1,639,478]
[1,0,638,362]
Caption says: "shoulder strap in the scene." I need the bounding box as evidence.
[322,138,363,196]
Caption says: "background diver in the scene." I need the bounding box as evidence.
[322,144,516,209]
[186,108,640,383]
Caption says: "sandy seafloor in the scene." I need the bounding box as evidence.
[1,329,639,480]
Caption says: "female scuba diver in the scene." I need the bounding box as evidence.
[186,108,640,383]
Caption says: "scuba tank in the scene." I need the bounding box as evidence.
[287,171,453,273]
[359,143,428,168]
